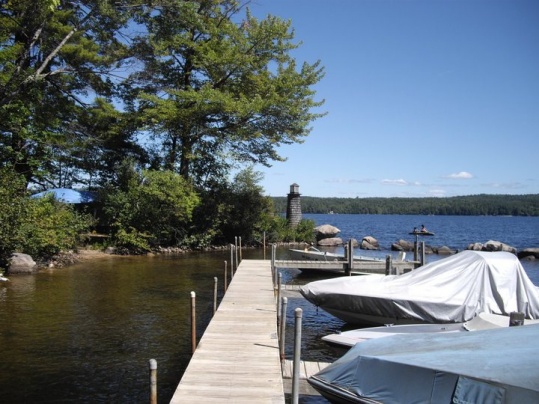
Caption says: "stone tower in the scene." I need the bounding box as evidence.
[286,183,302,228]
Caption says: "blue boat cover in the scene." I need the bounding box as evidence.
[310,324,539,403]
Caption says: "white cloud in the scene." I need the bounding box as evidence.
[325,178,373,184]
[446,171,473,179]
[382,179,408,186]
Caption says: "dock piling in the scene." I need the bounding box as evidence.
[190,291,196,354]
[510,312,525,326]
[279,297,288,360]
[213,277,218,315]
[224,260,228,291]
[149,359,157,404]
[292,308,303,404]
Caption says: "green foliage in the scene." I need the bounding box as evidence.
[0,0,131,186]
[271,195,539,216]
[101,166,200,251]
[125,0,325,183]
[263,216,315,243]
[0,168,28,267]
[18,195,94,258]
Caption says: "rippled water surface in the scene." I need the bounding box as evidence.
[0,215,538,402]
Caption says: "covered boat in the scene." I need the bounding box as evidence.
[300,250,539,325]
[309,324,539,403]
[322,312,539,347]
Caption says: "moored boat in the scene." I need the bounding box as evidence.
[300,250,539,325]
[309,324,539,403]
[322,311,539,347]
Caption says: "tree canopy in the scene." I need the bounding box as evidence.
[1,0,325,190]
[0,0,132,187]
[124,0,325,185]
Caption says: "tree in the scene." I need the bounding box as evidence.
[125,0,325,185]
[0,0,131,187]
[0,168,28,268]
[101,166,201,252]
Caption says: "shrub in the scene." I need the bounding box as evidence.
[19,195,94,258]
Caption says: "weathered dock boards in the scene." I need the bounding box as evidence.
[281,360,330,397]
[281,360,330,380]
[170,259,284,403]
[274,259,418,275]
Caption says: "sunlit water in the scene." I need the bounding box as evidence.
[0,215,538,402]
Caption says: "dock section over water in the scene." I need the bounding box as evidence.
[170,260,284,403]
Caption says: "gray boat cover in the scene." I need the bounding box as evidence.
[309,324,539,403]
[300,251,539,325]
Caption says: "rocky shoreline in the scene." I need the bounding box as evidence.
[5,236,539,276]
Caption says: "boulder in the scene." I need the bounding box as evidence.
[484,240,516,253]
[343,238,359,248]
[315,224,340,240]
[391,239,414,252]
[467,242,484,251]
[317,237,343,246]
[360,236,380,250]
[434,246,455,255]
[467,240,517,254]
[518,248,539,260]
[8,253,37,274]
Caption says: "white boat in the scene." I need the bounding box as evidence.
[288,247,383,263]
[309,324,539,403]
[300,250,539,325]
[322,312,539,347]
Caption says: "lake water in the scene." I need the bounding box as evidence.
[0,214,538,403]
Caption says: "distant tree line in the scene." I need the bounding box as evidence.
[271,194,539,216]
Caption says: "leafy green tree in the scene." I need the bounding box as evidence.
[0,0,130,187]
[125,0,325,185]
[221,167,274,243]
[101,166,200,252]
[0,168,28,268]
[19,195,94,259]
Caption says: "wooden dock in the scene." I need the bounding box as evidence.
[170,259,285,403]
[274,259,418,275]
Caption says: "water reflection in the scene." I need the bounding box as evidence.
[0,252,233,403]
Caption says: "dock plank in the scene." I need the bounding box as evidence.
[170,259,285,403]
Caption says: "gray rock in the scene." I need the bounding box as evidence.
[361,236,380,250]
[467,242,484,251]
[315,224,340,240]
[391,239,414,251]
[466,240,516,254]
[435,246,455,255]
[8,253,37,274]
[484,240,516,253]
[317,237,343,246]
[518,248,539,260]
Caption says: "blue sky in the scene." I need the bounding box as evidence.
[247,0,539,198]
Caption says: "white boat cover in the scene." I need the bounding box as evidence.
[321,312,539,347]
[300,251,539,325]
[309,324,539,403]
